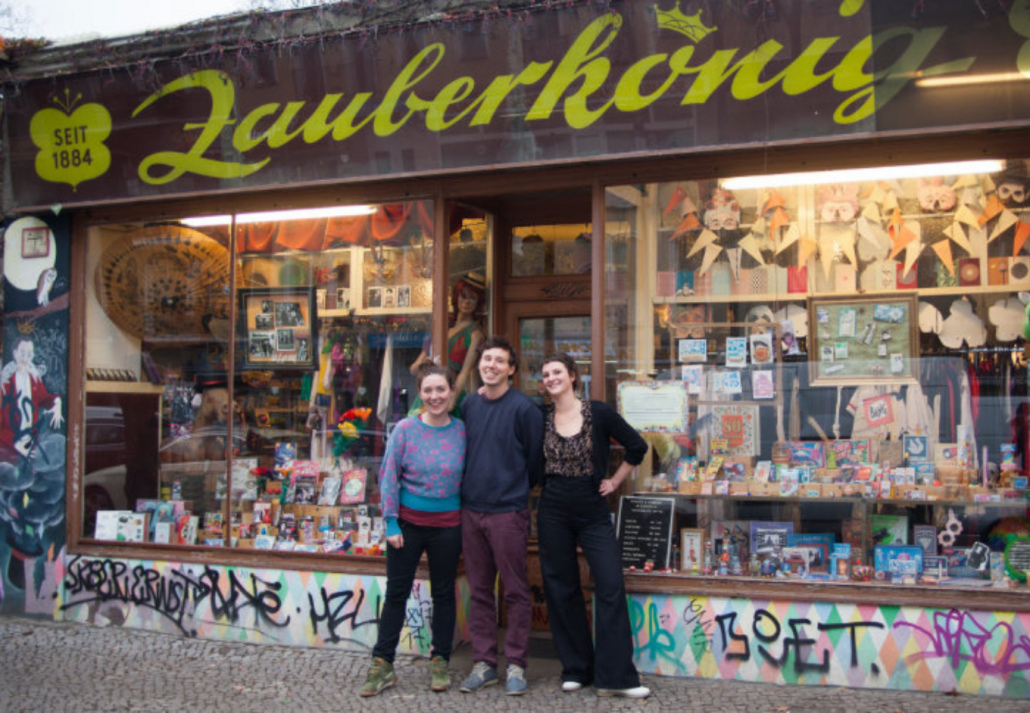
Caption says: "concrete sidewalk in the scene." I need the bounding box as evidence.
[1,614,1027,712]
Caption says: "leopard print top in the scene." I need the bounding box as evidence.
[544,399,593,478]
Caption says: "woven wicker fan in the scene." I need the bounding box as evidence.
[94,226,230,340]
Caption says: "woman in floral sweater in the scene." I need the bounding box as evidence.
[360,364,466,697]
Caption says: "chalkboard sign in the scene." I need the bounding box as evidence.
[616,496,675,570]
[1004,534,1030,581]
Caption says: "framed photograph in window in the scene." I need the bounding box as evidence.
[238,287,317,370]
[808,294,918,385]
[680,528,704,574]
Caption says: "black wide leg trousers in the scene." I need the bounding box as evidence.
[536,476,641,690]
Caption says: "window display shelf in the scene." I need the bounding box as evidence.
[653,283,1030,306]
[644,491,1029,508]
[654,293,806,304]
[85,381,165,394]
[323,306,432,317]
[622,570,1030,612]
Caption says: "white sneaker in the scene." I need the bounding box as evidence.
[561,681,583,692]
[597,685,651,698]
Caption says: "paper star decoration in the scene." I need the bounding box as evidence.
[943,221,973,255]
[978,195,1004,226]
[954,204,981,228]
[737,234,766,265]
[687,228,719,258]
[698,242,723,276]
[1014,221,1030,257]
[988,210,1017,243]
[671,212,702,240]
[888,221,917,260]
[663,185,688,216]
[775,223,801,254]
[930,240,955,275]
[798,235,818,266]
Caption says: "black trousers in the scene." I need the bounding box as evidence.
[537,477,641,689]
[372,519,462,663]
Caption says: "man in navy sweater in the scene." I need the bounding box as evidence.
[458,336,544,696]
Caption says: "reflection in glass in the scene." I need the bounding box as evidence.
[517,316,591,402]
[604,160,1030,587]
[511,224,592,276]
[81,200,441,554]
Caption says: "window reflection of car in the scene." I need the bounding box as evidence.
[83,416,249,537]
[83,406,128,535]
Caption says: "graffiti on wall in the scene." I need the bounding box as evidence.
[57,555,468,654]
[630,593,1030,699]
[0,215,70,615]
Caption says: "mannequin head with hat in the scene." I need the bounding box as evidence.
[409,271,487,410]
[452,272,486,324]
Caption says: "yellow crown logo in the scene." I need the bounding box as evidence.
[655,3,717,43]
[16,319,35,335]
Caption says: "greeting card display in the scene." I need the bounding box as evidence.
[340,469,368,504]
[808,295,918,385]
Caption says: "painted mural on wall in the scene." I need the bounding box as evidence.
[57,555,470,655]
[0,215,70,615]
[629,592,1030,699]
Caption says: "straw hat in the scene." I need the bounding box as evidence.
[94,225,230,340]
[461,271,487,293]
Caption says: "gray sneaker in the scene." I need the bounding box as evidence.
[459,662,498,693]
[505,664,527,696]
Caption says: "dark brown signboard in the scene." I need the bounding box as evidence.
[5,1,1030,210]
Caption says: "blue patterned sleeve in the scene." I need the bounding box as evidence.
[378,419,408,536]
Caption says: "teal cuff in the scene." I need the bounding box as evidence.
[399,489,461,513]
[386,517,401,538]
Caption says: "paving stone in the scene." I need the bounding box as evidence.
[1,615,1028,712]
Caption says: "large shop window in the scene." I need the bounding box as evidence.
[82,201,489,556]
[604,160,1030,589]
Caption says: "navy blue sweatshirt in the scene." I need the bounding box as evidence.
[460,387,544,513]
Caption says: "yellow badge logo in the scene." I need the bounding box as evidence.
[30,89,112,190]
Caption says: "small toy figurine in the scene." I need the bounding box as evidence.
[643,560,654,573]
[760,557,775,577]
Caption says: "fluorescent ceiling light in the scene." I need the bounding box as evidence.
[181,204,377,227]
[916,72,1026,88]
[721,159,1005,190]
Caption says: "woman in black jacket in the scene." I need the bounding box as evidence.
[536,352,650,699]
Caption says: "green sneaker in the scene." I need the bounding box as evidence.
[430,656,451,692]
[359,657,397,697]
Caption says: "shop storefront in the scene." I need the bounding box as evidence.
[2,0,1030,697]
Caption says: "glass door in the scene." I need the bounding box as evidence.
[516,315,591,402]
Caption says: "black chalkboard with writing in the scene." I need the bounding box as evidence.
[616,496,675,570]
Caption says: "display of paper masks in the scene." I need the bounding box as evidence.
[991,162,1030,209]
[817,183,860,223]
[703,189,741,231]
[916,177,957,213]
